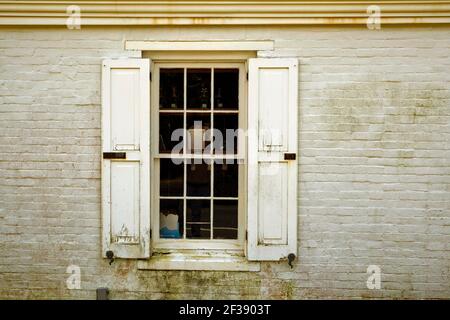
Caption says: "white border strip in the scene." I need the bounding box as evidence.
[125,41,274,51]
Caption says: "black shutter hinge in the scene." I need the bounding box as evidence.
[149,72,152,81]
[149,229,152,239]
[246,72,248,80]
[245,230,248,240]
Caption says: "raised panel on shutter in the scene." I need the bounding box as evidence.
[258,68,289,152]
[110,162,140,244]
[248,58,298,261]
[110,68,140,151]
[258,163,288,245]
[102,59,150,259]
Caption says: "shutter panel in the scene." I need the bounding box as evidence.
[247,58,298,261]
[101,59,150,259]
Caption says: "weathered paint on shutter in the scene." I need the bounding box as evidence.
[247,58,298,261]
[101,59,150,259]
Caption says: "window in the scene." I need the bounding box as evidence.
[101,55,298,264]
[152,63,246,251]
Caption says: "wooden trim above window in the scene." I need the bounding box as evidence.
[127,41,273,52]
[143,51,256,62]
[1,1,450,26]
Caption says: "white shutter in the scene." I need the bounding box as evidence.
[101,59,150,259]
[247,58,298,261]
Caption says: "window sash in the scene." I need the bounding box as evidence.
[151,61,247,251]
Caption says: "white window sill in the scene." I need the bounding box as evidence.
[137,252,260,272]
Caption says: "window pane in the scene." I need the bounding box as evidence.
[186,200,211,239]
[214,69,239,110]
[187,163,211,197]
[187,69,211,110]
[186,113,211,154]
[160,159,184,196]
[160,199,183,239]
[160,68,183,110]
[213,114,238,154]
[214,161,238,197]
[213,200,238,239]
[159,113,183,154]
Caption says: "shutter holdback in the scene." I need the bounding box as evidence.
[288,253,296,269]
[106,250,115,265]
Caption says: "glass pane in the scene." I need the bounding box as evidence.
[213,114,238,154]
[160,159,184,196]
[213,200,238,239]
[186,113,211,154]
[186,200,211,239]
[160,199,183,239]
[187,163,211,197]
[214,69,239,110]
[214,161,238,197]
[187,69,211,110]
[159,113,183,154]
[159,68,184,110]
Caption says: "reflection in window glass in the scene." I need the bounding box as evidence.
[186,113,211,154]
[214,69,238,110]
[159,113,183,154]
[160,159,184,196]
[187,69,211,110]
[213,114,238,155]
[214,161,238,198]
[213,200,238,239]
[187,163,211,197]
[186,200,211,239]
[160,68,184,110]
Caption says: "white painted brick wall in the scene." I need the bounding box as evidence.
[0,26,449,299]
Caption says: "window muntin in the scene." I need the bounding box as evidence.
[153,62,245,250]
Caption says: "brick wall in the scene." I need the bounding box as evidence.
[0,26,449,299]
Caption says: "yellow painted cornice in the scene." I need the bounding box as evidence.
[1,1,450,26]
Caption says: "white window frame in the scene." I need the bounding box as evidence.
[148,56,249,253]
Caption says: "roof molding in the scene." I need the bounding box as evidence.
[1,1,450,26]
